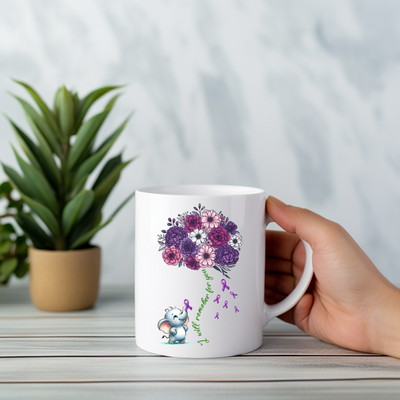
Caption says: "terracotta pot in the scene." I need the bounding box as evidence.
[29,246,101,311]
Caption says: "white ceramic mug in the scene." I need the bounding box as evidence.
[135,185,313,358]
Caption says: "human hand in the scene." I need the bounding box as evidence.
[265,196,400,357]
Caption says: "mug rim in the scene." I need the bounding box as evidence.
[136,184,265,197]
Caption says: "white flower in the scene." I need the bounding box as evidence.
[228,233,243,250]
[188,229,207,246]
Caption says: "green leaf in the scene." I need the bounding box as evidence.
[12,79,61,139]
[0,240,11,255]
[109,191,135,219]
[11,94,63,158]
[69,218,112,250]
[59,85,75,139]
[92,153,122,190]
[62,190,94,236]
[6,201,23,212]
[74,85,123,129]
[69,173,89,199]
[12,147,59,216]
[104,93,122,112]
[67,111,110,170]
[93,159,132,204]
[14,260,29,278]
[19,194,60,237]
[0,181,12,196]
[15,213,53,249]
[15,236,28,257]
[0,257,18,277]
[73,114,132,187]
[26,116,61,190]
[2,164,36,199]
[2,223,16,234]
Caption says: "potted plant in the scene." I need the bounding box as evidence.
[2,80,135,311]
[0,181,29,284]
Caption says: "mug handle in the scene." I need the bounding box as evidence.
[263,215,314,326]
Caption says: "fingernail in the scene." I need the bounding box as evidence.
[267,196,286,207]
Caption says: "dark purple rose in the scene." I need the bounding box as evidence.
[184,214,202,233]
[179,238,199,258]
[208,226,229,248]
[165,226,187,248]
[185,255,200,270]
[224,221,237,235]
[215,245,239,266]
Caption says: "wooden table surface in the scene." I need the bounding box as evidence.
[1,286,400,399]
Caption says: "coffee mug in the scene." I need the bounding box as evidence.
[135,185,313,358]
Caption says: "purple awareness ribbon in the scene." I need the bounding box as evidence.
[230,291,238,299]
[213,295,220,304]
[234,306,239,313]
[221,279,230,292]
[223,300,228,309]
[215,312,219,319]
[184,299,192,312]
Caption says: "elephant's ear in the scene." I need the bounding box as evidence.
[158,319,172,334]
[183,316,189,326]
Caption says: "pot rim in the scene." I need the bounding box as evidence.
[28,245,101,255]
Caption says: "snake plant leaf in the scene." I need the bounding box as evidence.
[15,212,53,249]
[26,116,61,189]
[92,153,122,190]
[14,260,29,278]
[0,257,18,277]
[12,79,61,139]
[73,114,132,187]
[5,117,42,171]
[74,85,123,129]
[67,110,110,170]
[69,218,112,250]
[69,173,89,199]
[12,147,59,216]
[2,163,36,199]
[19,194,60,237]
[104,93,122,113]
[92,159,132,204]
[59,85,74,139]
[11,94,63,158]
[62,190,94,236]
[66,201,103,248]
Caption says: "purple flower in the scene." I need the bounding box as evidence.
[224,221,237,235]
[179,238,199,258]
[208,226,230,248]
[215,245,239,266]
[184,214,202,233]
[165,226,187,248]
[185,256,200,270]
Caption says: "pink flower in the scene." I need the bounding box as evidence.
[162,246,182,266]
[196,245,216,268]
[202,210,221,230]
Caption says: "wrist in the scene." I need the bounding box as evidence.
[368,281,400,357]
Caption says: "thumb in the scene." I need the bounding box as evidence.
[266,196,336,248]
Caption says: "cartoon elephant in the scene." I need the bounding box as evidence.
[158,306,189,344]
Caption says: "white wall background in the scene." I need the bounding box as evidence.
[1,0,399,285]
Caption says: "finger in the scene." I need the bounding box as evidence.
[266,196,336,248]
[265,256,293,275]
[266,230,300,261]
[292,293,313,334]
[265,272,296,296]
